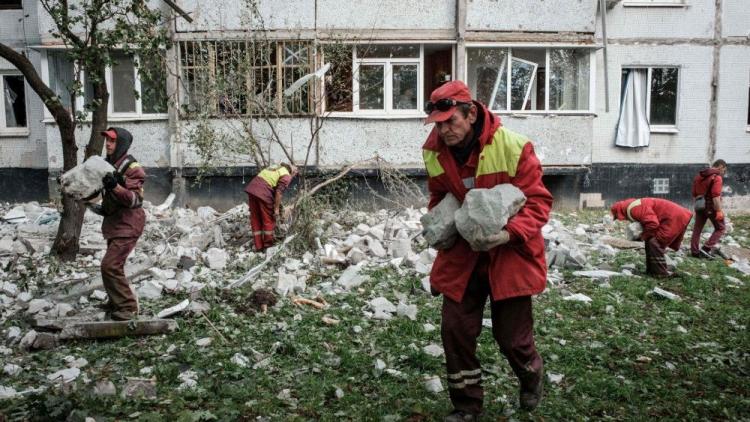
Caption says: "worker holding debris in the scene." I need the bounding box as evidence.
[422,80,552,419]
[244,163,298,251]
[610,197,692,278]
[92,127,146,321]
[690,159,727,259]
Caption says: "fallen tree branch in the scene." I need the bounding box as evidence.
[292,158,377,210]
[225,235,296,289]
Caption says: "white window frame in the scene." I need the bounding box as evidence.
[0,71,29,136]
[623,0,686,7]
[41,50,168,122]
[746,70,750,133]
[352,45,423,116]
[622,65,680,133]
[653,178,670,194]
[465,43,596,115]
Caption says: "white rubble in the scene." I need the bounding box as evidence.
[59,156,115,200]
[651,287,680,301]
[369,297,397,320]
[397,302,418,320]
[422,344,444,357]
[336,263,369,289]
[204,248,228,270]
[137,280,163,300]
[423,376,444,393]
[47,367,81,384]
[455,184,526,250]
[420,193,460,249]
[4,363,22,377]
[626,222,644,241]
[231,353,250,368]
[156,299,190,318]
[563,293,593,303]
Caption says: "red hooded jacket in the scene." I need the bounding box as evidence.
[692,168,723,212]
[610,198,692,251]
[423,101,553,303]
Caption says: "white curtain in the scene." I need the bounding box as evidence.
[615,69,650,148]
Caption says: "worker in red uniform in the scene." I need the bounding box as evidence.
[93,127,146,321]
[244,163,298,251]
[422,81,553,420]
[690,159,727,258]
[610,197,692,278]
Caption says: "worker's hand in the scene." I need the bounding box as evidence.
[471,230,510,251]
[102,173,118,191]
[433,235,457,251]
[715,210,725,221]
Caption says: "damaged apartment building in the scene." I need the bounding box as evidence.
[0,0,748,209]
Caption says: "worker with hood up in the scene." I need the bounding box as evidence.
[94,127,146,320]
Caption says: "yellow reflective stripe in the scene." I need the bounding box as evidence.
[128,162,142,169]
[423,150,445,177]
[258,166,290,188]
[626,198,642,221]
[476,127,529,178]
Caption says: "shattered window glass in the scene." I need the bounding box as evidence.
[392,64,418,110]
[358,65,385,110]
[2,75,26,128]
[649,67,678,125]
[111,52,137,113]
[549,49,590,111]
[467,48,508,110]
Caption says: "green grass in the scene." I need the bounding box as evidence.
[1,215,749,421]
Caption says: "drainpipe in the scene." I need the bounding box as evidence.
[708,0,722,162]
[455,0,467,81]
[165,11,186,206]
[599,0,610,113]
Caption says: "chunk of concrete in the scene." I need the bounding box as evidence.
[26,299,53,314]
[204,248,228,270]
[93,380,117,396]
[47,367,80,384]
[336,263,369,289]
[424,376,444,393]
[396,302,418,321]
[455,184,526,250]
[420,193,460,249]
[59,156,115,200]
[369,297,396,320]
[137,280,163,300]
[626,222,644,241]
[389,238,412,258]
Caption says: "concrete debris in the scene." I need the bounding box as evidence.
[396,302,418,320]
[423,344,444,357]
[90,290,108,301]
[59,319,179,340]
[420,193,459,249]
[205,247,228,270]
[195,337,213,347]
[4,363,22,377]
[373,358,387,376]
[626,222,644,241]
[0,386,18,399]
[121,378,157,399]
[137,280,164,300]
[47,367,80,384]
[7,326,21,342]
[423,375,444,393]
[26,299,53,315]
[389,238,413,258]
[563,293,593,303]
[573,270,622,279]
[336,263,369,289]
[178,370,199,390]
[231,353,250,367]
[547,372,565,384]
[93,380,117,396]
[455,184,526,250]
[651,287,680,301]
[59,156,115,200]
[369,297,397,320]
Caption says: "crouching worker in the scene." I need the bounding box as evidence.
[610,198,692,278]
[88,127,145,321]
[244,163,298,251]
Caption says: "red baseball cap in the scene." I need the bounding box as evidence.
[101,129,117,140]
[424,80,473,124]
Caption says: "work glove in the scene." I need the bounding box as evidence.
[85,203,105,216]
[102,173,118,191]
[715,210,725,221]
[471,230,511,252]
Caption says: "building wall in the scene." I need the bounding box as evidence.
[716,45,750,164]
[604,0,715,39]
[722,0,750,38]
[467,0,597,33]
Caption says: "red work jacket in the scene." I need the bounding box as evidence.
[101,155,146,239]
[692,168,723,212]
[422,102,553,303]
[610,197,692,251]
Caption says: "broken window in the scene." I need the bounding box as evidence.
[1,74,26,129]
[621,66,679,128]
[353,44,420,113]
[323,44,354,112]
[0,0,22,10]
[178,40,314,116]
[45,50,167,118]
[467,47,592,112]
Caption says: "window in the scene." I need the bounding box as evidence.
[45,50,167,118]
[178,40,313,116]
[653,178,669,194]
[0,0,22,10]
[353,44,420,114]
[1,74,27,134]
[621,67,679,129]
[466,47,592,112]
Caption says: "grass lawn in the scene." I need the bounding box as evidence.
[2,214,748,421]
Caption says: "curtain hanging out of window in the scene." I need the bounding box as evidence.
[615,69,650,148]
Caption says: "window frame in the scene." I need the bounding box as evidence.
[350,44,423,116]
[0,71,29,136]
[0,0,23,10]
[41,49,168,122]
[465,43,596,115]
[621,65,681,133]
[622,0,686,7]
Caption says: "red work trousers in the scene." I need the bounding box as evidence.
[441,267,543,414]
[101,237,139,314]
[690,210,725,255]
[645,237,671,277]
[248,194,275,251]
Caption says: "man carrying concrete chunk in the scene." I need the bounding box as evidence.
[610,197,692,278]
[91,127,146,321]
[422,81,553,420]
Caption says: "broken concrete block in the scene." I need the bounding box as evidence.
[275,272,299,297]
[231,353,250,367]
[2,206,27,223]
[137,280,163,300]
[455,184,526,250]
[148,268,176,281]
[6,326,21,342]
[572,270,621,279]
[195,337,212,347]
[26,299,53,314]
[563,293,592,303]
[18,330,37,350]
[3,363,22,377]
[369,297,396,320]
[651,287,680,301]
[50,303,75,318]
[389,238,412,258]
[0,386,18,399]
[424,375,444,393]
[367,238,387,258]
[346,247,368,264]
[58,319,178,340]
[156,299,190,319]
[16,291,32,303]
[626,222,644,241]
[93,380,117,396]
[90,290,107,301]
[397,302,418,321]
[205,248,228,270]
[423,344,444,357]
[373,358,387,376]
[547,372,565,384]
[121,378,157,399]
[32,333,60,350]
[47,367,80,384]
[336,263,368,289]
[420,193,460,249]
[59,156,115,200]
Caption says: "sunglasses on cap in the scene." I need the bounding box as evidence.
[424,98,470,114]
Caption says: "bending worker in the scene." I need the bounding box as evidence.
[610,197,692,278]
[422,80,552,420]
[244,163,298,251]
[93,127,146,321]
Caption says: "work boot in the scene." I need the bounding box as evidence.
[109,309,136,321]
[444,410,479,422]
[96,300,117,312]
[519,366,544,411]
[692,248,715,260]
